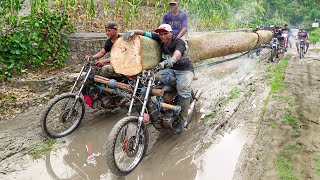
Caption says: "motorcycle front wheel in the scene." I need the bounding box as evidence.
[270,47,277,62]
[299,46,304,59]
[106,116,149,176]
[40,93,85,138]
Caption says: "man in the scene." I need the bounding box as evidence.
[282,24,291,49]
[124,24,193,134]
[84,21,120,77]
[296,27,310,54]
[162,0,188,41]
[272,25,283,39]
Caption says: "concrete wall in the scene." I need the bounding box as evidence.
[67,33,108,65]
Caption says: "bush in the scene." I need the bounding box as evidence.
[0,1,73,81]
[309,28,320,44]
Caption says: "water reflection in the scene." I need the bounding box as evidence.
[194,127,250,180]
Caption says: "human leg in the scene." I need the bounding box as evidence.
[173,70,193,134]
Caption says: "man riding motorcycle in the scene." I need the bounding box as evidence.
[296,26,310,54]
[123,24,194,134]
[272,25,284,44]
[84,21,121,78]
[281,24,291,50]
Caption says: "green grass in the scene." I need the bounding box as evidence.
[284,114,299,135]
[276,144,301,180]
[260,92,271,119]
[219,87,240,105]
[314,157,320,176]
[0,93,17,112]
[309,48,320,52]
[28,139,57,159]
[261,55,291,119]
[202,111,217,123]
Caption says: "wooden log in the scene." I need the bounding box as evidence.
[110,36,160,76]
[110,30,272,76]
[188,31,258,62]
[254,30,273,48]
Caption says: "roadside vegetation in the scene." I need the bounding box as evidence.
[261,55,311,179]
[1,0,320,81]
[28,139,56,159]
[276,144,301,180]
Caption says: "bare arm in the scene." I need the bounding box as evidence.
[92,49,107,59]
[85,48,106,60]
[177,27,187,39]
[172,50,182,61]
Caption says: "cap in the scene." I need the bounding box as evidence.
[169,0,179,5]
[154,24,172,33]
[105,21,118,29]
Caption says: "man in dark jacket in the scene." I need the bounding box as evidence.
[124,24,193,134]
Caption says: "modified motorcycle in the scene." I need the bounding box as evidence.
[106,67,201,176]
[40,58,133,138]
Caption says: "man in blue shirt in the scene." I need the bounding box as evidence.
[162,0,188,42]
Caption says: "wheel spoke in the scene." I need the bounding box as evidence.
[42,94,84,138]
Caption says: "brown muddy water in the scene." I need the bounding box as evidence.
[2,54,259,180]
[4,114,253,180]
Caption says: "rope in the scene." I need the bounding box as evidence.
[108,79,117,88]
[156,96,163,110]
[194,51,249,69]
[98,84,105,94]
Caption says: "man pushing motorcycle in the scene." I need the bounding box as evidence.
[123,24,194,134]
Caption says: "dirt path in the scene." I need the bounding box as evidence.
[0,44,319,179]
[234,45,320,179]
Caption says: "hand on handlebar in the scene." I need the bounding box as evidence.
[84,55,94,61]
[96,59,110,67]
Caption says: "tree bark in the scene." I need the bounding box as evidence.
[110,30,272,76]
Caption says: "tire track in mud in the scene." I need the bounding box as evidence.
[234,47,320,180]
[0,49,271,179]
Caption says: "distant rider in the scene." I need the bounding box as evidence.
[296,27,310,54]
[281,24,291,50]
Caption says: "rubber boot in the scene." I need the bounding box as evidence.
[174,97,191,134]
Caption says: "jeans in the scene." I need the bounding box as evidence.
[156,69,193,99]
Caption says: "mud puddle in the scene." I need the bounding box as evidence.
[1,53,261,180]
[4,116,254,180]
[194,125,254,180]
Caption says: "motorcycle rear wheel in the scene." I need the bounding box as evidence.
[40,93,85,138]
[106,116,149,176]
[299,46,304,59]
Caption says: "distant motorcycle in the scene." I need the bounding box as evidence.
[270,37,280,62]
[298,39,306,59]
[281,33,289,51]
[106,66,201,176]
[40,58,132,138]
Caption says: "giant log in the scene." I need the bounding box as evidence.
[110,30,272,76]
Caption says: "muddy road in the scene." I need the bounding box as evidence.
[1,44,319,179]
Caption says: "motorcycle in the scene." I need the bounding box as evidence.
[270,37,280,62]
[40,58,133,138]
[281,33,289,51]
[298,39,306,59]
[105,66,201,176]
